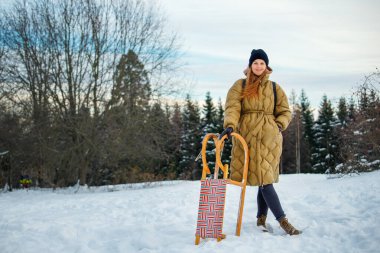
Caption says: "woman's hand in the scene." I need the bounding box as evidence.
[219,127,233,140]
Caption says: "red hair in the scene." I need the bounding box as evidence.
[241,68,270,99]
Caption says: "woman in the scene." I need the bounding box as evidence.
[220,49,300,235]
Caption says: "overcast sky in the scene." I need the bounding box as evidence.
[159,0,380,113]
[1,0,379,114]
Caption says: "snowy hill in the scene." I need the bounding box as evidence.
[1,171,380,253]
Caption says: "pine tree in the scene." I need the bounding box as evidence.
[337,97,348,127]
[202,92,217,132]
[102,49,152,183]
[299,90,315,172]
[312,95,340,173]
[359,86,369,114]
[368,89,379,118]
[215,98,232,166]
[110,50,151,116]
[201,92,218,171]
[146,102,173,177]
[179,94,202,179]
[170,102,183,177]
[348,97,356,121]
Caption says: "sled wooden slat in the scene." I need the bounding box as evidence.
[227,179,243,187]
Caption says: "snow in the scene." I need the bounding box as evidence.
[334,163,344,171]
[368,160,380,166]
[0,150,9,156]
[1,172,380,253]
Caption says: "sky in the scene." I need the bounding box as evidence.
[159,0,380,114]
[1,0,379,115]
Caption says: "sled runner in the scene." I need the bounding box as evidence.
[195,133,249,245]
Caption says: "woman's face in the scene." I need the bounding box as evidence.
[251,59,267,76]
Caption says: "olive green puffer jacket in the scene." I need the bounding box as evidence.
[223,75,291,186]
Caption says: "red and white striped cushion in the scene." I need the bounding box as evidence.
[195,179,227,238]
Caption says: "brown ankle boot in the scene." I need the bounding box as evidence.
[279,217,301,235]
[257,215,267,228]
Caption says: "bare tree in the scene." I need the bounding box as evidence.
[0,0,182,187]
[110,0,183,97]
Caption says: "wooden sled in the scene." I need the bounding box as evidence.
[195,133,249,245]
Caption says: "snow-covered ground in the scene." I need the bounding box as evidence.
[1,171,380,253]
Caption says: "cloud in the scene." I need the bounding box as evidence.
[1,0,378,113]
[160,0,380,112]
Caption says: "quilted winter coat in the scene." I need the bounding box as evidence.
[223,74,291,186]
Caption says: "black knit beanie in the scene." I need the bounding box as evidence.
[248,49,269,67]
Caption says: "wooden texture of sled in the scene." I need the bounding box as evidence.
[195,133,249,245]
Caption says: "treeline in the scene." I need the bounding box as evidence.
[282,70,380,175]
[2,65,379,189]
[1,1,379,189]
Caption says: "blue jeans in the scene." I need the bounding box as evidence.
[257,184,285,220]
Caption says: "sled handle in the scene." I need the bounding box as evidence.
[216,133,249,185]
[200,132,249,183]
[202,133,228,179]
